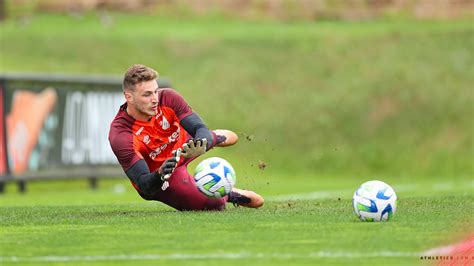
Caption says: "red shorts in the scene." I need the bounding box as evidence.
[145,131,227,211]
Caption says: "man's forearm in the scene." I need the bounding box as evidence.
[125,160,163,197]
[180,113,214,149]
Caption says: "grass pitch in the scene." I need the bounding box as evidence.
[1,177,473,266]
[0,14,472,265]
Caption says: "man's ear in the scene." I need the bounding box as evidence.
[124,91,133,102]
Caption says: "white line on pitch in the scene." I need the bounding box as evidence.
[0,241,468,262]
[265,181,473,202]
[0,251,421,262]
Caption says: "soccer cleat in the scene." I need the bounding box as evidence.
[227,188,264,208]
[214,129,238,147]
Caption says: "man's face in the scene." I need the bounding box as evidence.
[125,79,159,119]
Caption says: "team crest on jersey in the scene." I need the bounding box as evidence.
[160,116,170,130]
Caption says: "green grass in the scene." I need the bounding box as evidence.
[1,178,473,266]
[1,14,473,177]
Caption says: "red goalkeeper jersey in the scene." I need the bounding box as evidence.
[108,88,193,173]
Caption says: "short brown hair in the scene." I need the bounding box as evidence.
[122,64,158,91]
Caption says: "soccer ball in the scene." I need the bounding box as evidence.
[352,180,397,222]
[193,157,236,198]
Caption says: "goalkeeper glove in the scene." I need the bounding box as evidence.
[159,150,181,191]
[181,138,207,158]
[158,150,180,181]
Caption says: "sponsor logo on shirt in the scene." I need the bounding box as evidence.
[148,127,181,160]
[143,135,151,145]
[168,127,180,143]
[149,143,168,160]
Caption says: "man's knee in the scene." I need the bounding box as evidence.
[201,200,227,211]
[165,196,227,211]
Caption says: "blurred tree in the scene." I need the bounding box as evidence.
[0,0,5,21]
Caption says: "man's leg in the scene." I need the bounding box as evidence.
[151,164,264,210]
[213,129,265,208]
[213,129,238,147]
[227,188,265,208]
[154,129,263,210]
[153,164,227,211]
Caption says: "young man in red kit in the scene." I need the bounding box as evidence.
[109,64,264,211]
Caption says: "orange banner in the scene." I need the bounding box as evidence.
[0,86,6,175]
[6,88,57,174]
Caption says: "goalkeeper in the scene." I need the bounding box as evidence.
[108,64,264,211]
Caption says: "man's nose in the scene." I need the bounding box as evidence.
[152,94,158,103]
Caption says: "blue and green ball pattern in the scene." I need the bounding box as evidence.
[194,157,236,198]
[352,180,397,222]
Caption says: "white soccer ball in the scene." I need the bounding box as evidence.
[193,157,236,198]
[352,180,397,222]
